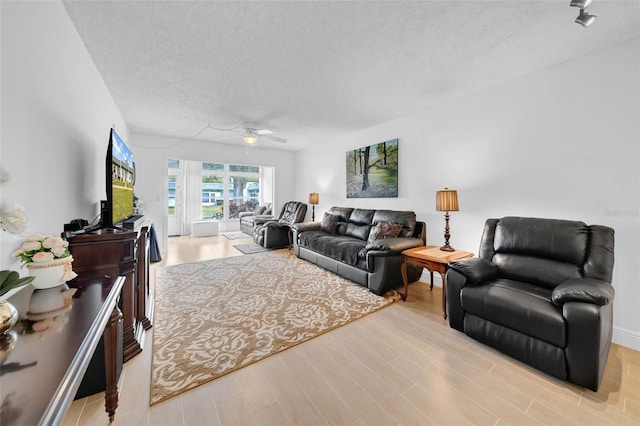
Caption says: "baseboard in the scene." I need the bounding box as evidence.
[612,326,640,351]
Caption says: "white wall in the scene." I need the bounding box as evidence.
[129,134,296,253]
[0,1,129,269]
[294,40,640,350]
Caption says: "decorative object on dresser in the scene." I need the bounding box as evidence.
[292,207,425,296]
[446,216,615,391]
[435,187,459,251]
[13,234,78,289]
[308,192,319,221]
[150,249,397,405]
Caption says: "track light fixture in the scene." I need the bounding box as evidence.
[570,0,597,27]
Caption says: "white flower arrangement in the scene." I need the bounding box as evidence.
[0,202,29,234]
[13,234,71,264]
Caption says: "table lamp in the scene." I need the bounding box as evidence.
[436,188,459,252]
[309,192,319,221]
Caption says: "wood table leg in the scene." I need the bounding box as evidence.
[400,259,409,301]
[440,271,447,320]
[104,303,122,422]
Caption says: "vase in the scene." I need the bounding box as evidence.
[25,256,77,290]
[0,300,18,335]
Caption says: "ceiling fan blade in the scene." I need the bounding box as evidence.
[263,134,287,143]
[255,129,273,135]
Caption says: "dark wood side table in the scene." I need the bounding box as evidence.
[400,245,473,319]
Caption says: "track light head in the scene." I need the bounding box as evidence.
[575,8,597,27]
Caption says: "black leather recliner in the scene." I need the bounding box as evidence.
[253,201,307,248]
[446,216,615,391]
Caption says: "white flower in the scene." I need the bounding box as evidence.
[43,236,65,249]
[0,202,29,234]
[21,240,42,251]
[32,251,55,262]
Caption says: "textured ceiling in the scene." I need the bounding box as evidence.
[62,1,640,151]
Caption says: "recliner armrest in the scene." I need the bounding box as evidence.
[265,221,290,229]
[448,258,498,286]
[253,216,275,226]
[365,237,423,255]
[552,278,614,306]
[292,222,322,233]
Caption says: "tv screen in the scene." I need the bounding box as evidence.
[106,129,135,227]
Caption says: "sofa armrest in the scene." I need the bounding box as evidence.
[447,258,498,286]
[365,237,424,255]
[552,278,614,306]
[292,222,322,233]
[238,211,255,219]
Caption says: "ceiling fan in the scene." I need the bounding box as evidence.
[241,126,287,145]
[192,123,287,145]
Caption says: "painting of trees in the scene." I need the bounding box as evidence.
[346,139,398,198]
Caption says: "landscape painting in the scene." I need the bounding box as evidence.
[346,139,398,198]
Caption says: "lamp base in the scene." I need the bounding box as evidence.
[440,244,455,252]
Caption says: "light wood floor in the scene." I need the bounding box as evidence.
[64,234,640,426]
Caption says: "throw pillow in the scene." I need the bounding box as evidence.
[321,212,339,234]
[367,221,403,244]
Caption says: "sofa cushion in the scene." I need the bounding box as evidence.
[372,210,416,237]
[327,207,354,222]
[349,209,376,225]
[367,221,403,244]
[298,230,367,268]
[460,278,565,347]
[343,223,371,241]
[321,212,339,234]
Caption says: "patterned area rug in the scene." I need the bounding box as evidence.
[150,250,398,405]
[233,242,268,254]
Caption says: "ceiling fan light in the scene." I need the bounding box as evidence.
[243,134,258,145]
[570,0,593,8]
[575,8,597,27]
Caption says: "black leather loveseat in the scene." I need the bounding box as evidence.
[446,216,615,391]
[293,207,426,296]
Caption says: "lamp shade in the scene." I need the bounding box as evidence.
[436,188,459,212]
[309,192,319,205]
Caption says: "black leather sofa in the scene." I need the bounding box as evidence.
[446,216,615,391]
[293,207,426,296]
[253,201,307,248]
